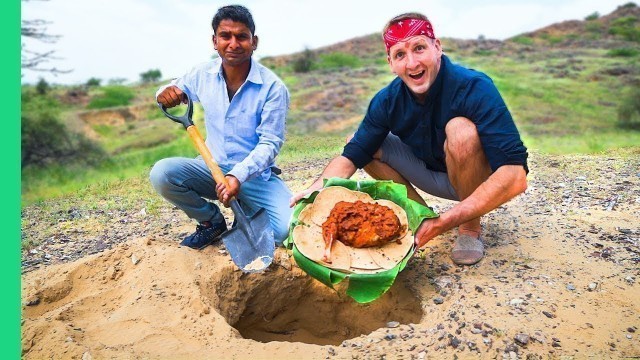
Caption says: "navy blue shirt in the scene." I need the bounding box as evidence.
[342,55,528,173]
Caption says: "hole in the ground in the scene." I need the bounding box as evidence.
[212,266,423,345]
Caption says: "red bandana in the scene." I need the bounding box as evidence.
[383,18,435,54]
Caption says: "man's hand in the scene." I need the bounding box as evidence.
[289,156,359,208]
[157,85,186,108]
[216,175,240,207]
[289,183,323,207]
[414,217,447,249]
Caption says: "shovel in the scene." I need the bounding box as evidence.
[157,94,274,273]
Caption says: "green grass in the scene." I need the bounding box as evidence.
[21,136,197,205]
[279,134,344,163]
[607,47,639,57]
[523,131,640,154]
[316,52,362,70]
[86,85,136,109]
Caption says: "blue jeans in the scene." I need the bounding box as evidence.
[149,157,293,244]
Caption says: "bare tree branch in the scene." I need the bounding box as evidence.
[21,0,72,75]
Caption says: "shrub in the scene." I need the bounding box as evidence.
[607,47,639,57]
[473,49,495,56]
[511,36,534,45]
[86,77,102,87]
[585,21,603,33]
[609,16,640,42]
[617,86,640,129]
[21,95,105,168]
[550,36,565,44]
[36,78,50,95]
[140,69,162,83]
[86,85,135,109]
[317,52,361,70]
[585,12,599,21]
[292,48,316,73]
[108,77,128,85]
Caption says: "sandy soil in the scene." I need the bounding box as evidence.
[21,153,640,359]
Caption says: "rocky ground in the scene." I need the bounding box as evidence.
[21,152,640,359]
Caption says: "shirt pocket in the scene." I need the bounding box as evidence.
[231,111,260,139]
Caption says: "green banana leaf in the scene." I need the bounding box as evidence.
[285,178,438,303]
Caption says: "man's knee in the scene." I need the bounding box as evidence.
[149,158,175,195]
[273,212,293,245]
[444,117,482,160]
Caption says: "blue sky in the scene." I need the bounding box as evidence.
[21,0,630,84]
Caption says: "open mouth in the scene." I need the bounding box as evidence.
[408,71,425,80]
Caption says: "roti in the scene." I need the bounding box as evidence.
[349,247,381,270]
[292,224,351,271]
[368,231,414,269]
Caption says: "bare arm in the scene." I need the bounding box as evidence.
[289,156,358,207]
[415,164,527,247]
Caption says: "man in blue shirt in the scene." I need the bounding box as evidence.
[291,12,528,265]
[151,5,292,250]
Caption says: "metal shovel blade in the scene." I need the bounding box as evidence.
[222,199,275,273]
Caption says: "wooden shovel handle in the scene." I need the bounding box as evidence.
[186,125,229,189]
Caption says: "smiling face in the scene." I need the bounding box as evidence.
[213,19,258,67]
[387,35,442,103]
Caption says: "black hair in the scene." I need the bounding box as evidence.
[211,5,256,35]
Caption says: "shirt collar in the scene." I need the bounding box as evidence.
[206,57,263,85]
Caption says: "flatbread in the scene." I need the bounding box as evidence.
[292,224,351,272]
[348,267,389,275]
[368,231,414,270]
[349,247,381,270]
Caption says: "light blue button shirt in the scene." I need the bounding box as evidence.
[161,57,289,183]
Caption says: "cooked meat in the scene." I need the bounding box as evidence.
[321,201,402,262]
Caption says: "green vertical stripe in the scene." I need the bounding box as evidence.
[4,0,21,357]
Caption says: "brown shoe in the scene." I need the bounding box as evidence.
[451,234,484,265]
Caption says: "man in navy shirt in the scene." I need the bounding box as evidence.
[290,12,528,265]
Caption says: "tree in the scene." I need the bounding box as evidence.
[86,77,102,87]
[140,69,162,83]
[293,47,316,73]
[35,77,49,95]
[21,0,71,75]
[108,77,128,85]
